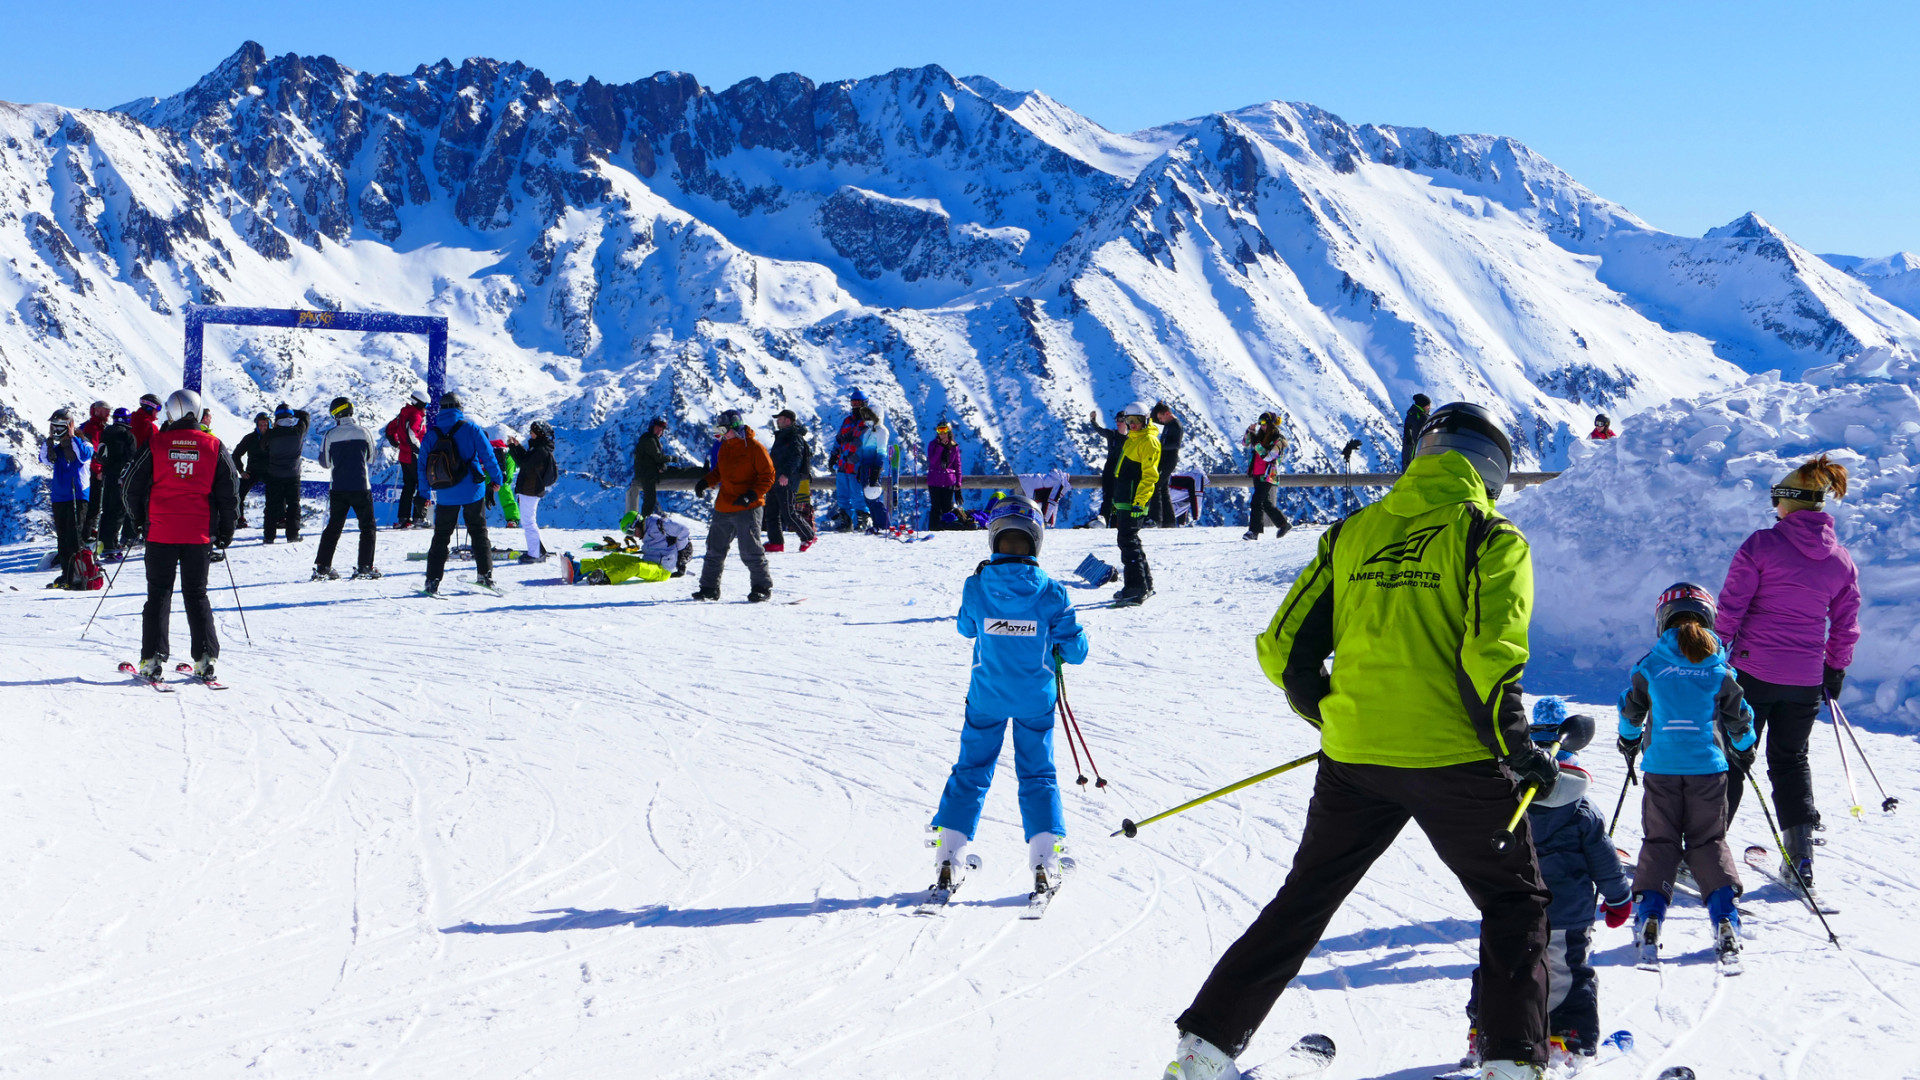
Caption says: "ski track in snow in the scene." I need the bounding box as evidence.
[3,527,1917,1078]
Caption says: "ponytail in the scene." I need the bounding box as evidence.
[1671,614,1719,663]
[1798,453,1849,500]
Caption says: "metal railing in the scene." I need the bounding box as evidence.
[646,470,1562,492]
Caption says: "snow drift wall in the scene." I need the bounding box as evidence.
[1505,348,1920,728]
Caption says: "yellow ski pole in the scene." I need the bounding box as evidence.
[1491,739,1562,852]
[1113,751,1320,838]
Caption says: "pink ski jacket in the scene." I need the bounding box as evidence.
[1716,511,1861,686]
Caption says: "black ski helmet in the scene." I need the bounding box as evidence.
[1654,582,1716,635]
[253,411,271,424]
[329,396,354,418]
[1595,413,1611,427]
[1412,393,1431,408]
[986,494,1045,557]
[439,391,462,410]
[1414,402,1512,498]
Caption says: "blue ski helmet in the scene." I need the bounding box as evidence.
[1530,697,1594,754]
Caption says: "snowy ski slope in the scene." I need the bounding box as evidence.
[3,527,1916,1078]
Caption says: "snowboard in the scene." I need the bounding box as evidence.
[1243,1034,1336,1079]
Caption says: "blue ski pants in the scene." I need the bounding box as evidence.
[931,706,1065,842]
[834,472,861,516]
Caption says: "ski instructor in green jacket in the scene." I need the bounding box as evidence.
[1164,402,1558,1080]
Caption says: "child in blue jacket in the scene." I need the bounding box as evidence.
[928,494,1089,900]
[1618,583,1757,969]
[1466,699,1632,1071]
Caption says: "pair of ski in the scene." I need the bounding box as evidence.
[119,661,227,691]
[913,858,1060,920]
[1633,917,1743,976]
[417,578,507,598]
[1742,844,1839,915]
[1435,1032,1693,1079]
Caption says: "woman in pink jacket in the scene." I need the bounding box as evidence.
[1717,454,1860,894]
[926,422,963,530]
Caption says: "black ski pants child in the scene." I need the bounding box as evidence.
[395,462,421,526]
[264,477,302,541]
[1469,927,1598,1055]
[1723,672,1823,830]
[1177,758,1550,1065]
[1247,479,1291,536]
[1116,512,1152,594]
[1632,772,1739,898]
[52,499,84,586]
[316,490,377,571]
[142,541,218,662]
[426,501,492,582]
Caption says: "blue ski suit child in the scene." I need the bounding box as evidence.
[930,550,1089,867]
[1618,625,1756,941]
[1469,698,1632,1062]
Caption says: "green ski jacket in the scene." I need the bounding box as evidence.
[1256,451,1534,768]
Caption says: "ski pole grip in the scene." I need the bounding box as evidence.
[1491,740,1560,851]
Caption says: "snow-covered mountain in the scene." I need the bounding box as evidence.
[5,42,1920,534]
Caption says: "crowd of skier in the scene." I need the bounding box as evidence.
[33,379,1866,1079]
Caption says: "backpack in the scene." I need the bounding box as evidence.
[385,415,405,447]
[425,423,474,489]
[72,547,105,591]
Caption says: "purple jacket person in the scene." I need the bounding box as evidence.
[1717,453,1859,881]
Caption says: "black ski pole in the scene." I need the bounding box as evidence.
[1747,771,1841,947]
[1607,760,1639,838]
[1830,696,1899,813]
[223,551,253,646]
[80,548,131,640]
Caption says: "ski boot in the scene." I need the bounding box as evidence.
[193,655,217,682]
[422,578,440,596]
[1242,530,1258,541]
[474,574,495,589]
[515,552,545,565]
[691,588,720,601]
[1632,891,1666,970]
[748,589,771,603]
[137,656,165,681]
[351,565,382,580]
[1163,1032,1239,1080]
[763,543,786,552]
[1029,832,1070,893]
[1783,823,1820,900]
[311,566,339,581]
[799,538,816,552]
[1544,1036,1577,1073]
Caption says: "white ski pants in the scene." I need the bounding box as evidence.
[519,494,543,557]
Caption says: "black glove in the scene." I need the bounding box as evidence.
[733,494,753,507]
[695,483,709,499]
[1616,733,1642,764]
[1503,745,1560,798]
[209,547,226,563]
[1824,665,1846,700]
[1729,741,1756,775]
[216,535,232,549]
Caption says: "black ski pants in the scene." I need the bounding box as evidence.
[84,476,102,538]
[98,480,129,553]
[1469,927,1598,1054]
[1116,513,1152,593]
[765,481,815,547]
[1151,452,1180,526]
[426,501,491,582]
[1177,758,1550,1065]
[928,485,959,530]
[264,477,302,541]
[316,490,377,571]
[1247,479,1291,536]
[396,462,423,526]
[1724,672,1823,830]
[142,541,217,662]
[52,499,84,586]
[237,477,258,525]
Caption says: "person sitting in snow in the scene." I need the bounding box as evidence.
[926,494,1089,904]
[1618,583,1756,972]
[564,512,690,585]
[1466,699,1631,1073]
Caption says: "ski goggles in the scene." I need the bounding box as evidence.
[1769,484,1824,504]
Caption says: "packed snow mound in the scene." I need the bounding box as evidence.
[1506,358,1920,727]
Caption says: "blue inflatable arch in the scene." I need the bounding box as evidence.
[182,304,448,424]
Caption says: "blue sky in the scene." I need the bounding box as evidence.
[2,0,1913,256]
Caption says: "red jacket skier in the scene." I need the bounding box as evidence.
[123,390,238,683]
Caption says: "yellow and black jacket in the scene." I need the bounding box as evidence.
[1256,452,1534,768]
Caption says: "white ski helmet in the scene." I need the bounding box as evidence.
[163,389,202,425]
[986,494,1045,557]
[1117,401,1152,429]
[410,388,429,406]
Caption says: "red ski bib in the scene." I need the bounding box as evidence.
[148,429,221,544]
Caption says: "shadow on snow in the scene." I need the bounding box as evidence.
[441,890,1031,934]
